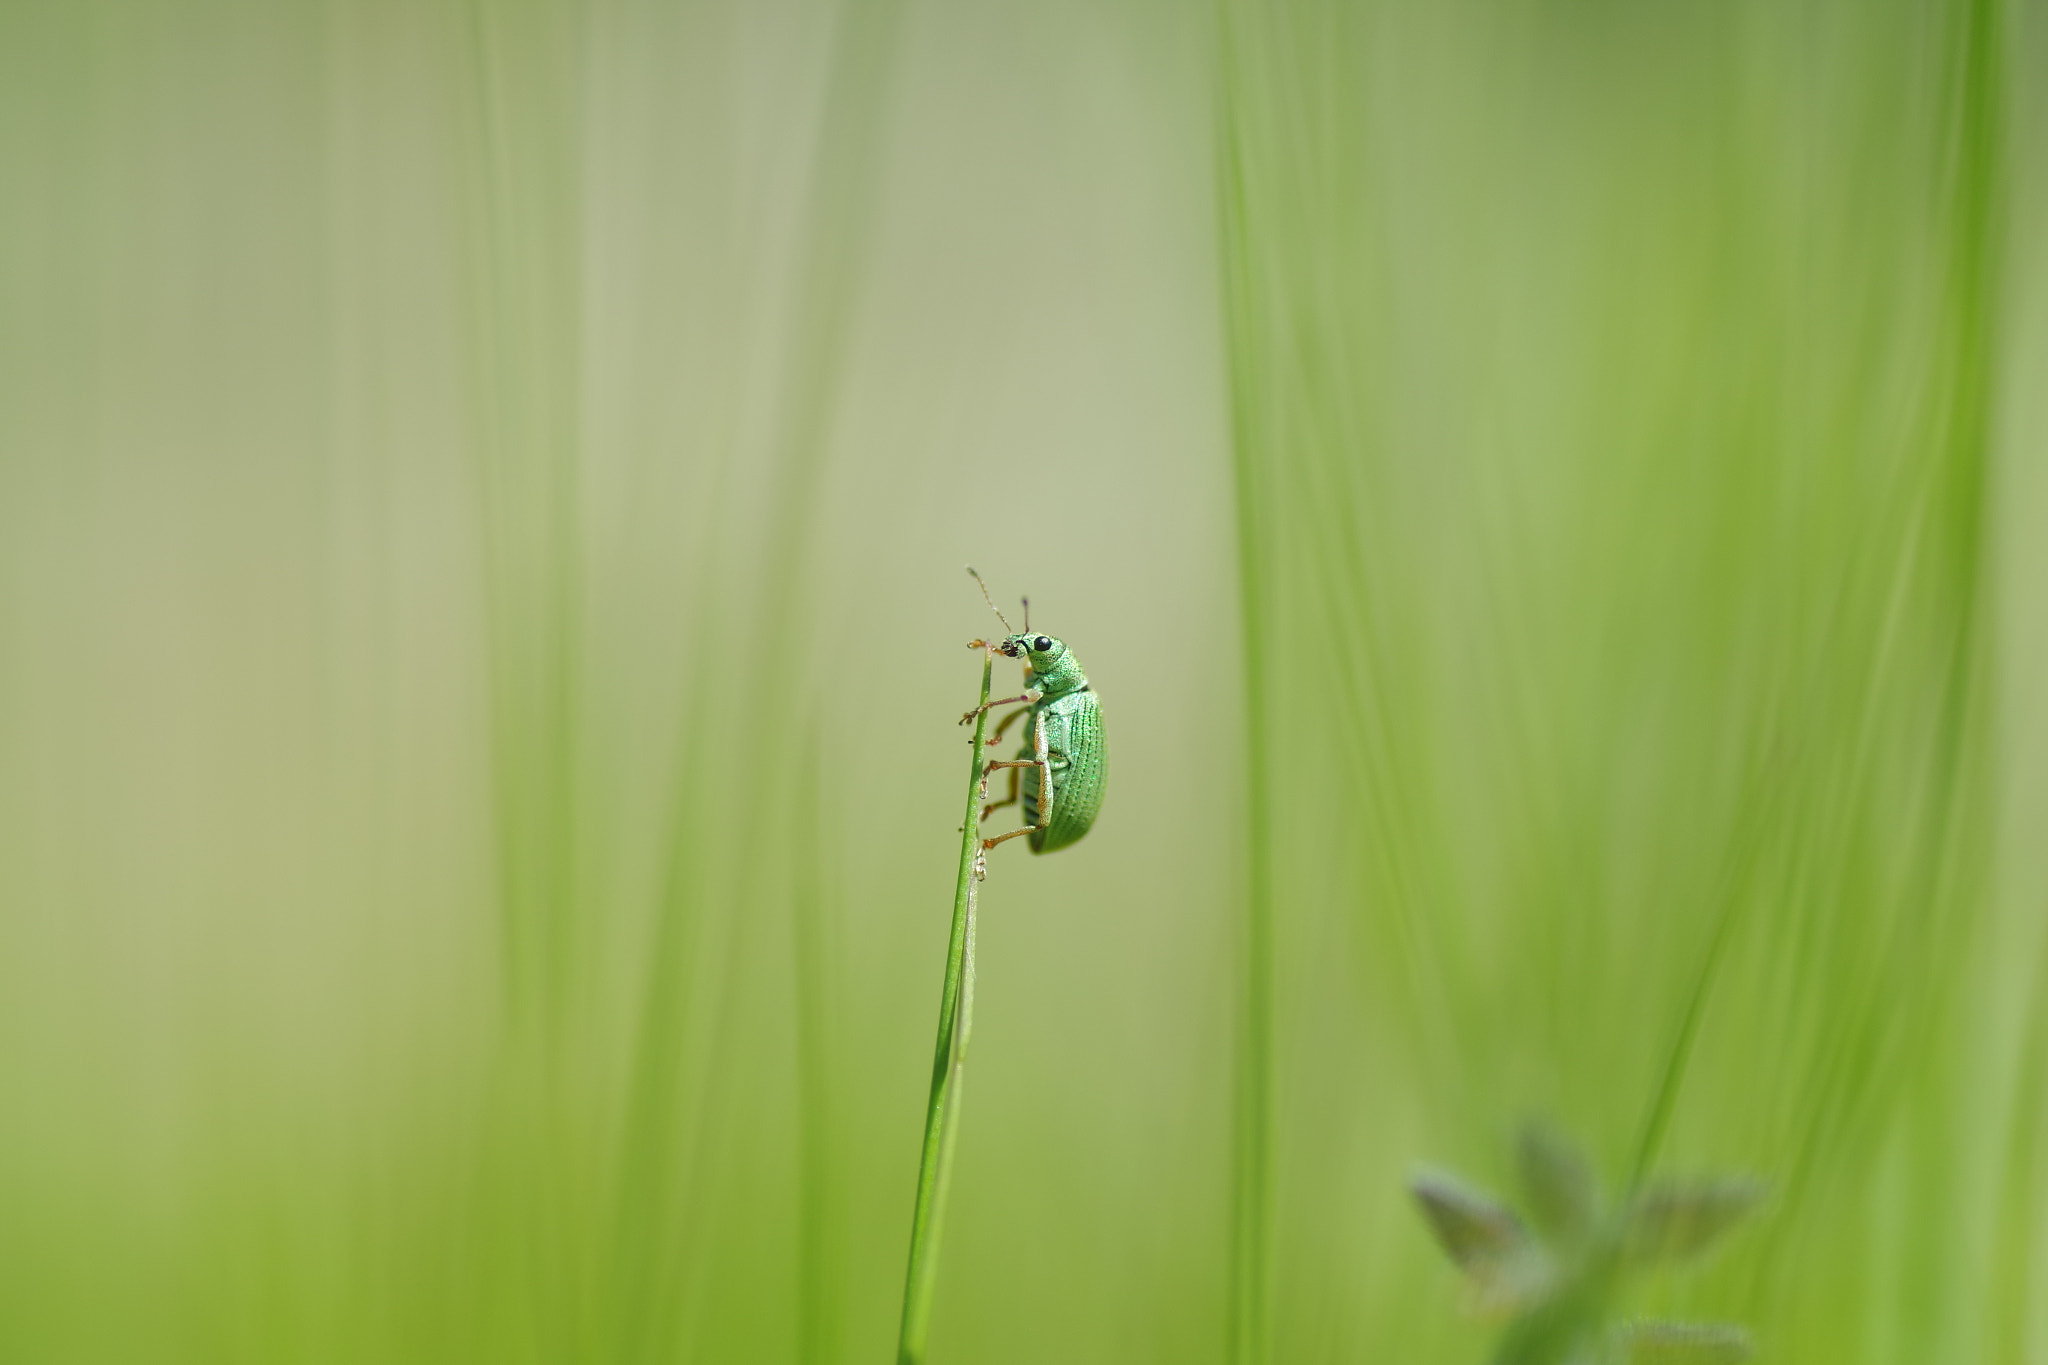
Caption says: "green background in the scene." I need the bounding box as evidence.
[2,0,2043,1361]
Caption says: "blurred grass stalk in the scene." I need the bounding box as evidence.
[1217,0,2025,1359]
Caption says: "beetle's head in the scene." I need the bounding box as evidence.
[998,633,1064,667]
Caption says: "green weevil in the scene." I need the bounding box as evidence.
[959,568,1106,870]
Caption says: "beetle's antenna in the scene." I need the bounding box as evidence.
[965,566,1014,633]
[1021,597,1030,632]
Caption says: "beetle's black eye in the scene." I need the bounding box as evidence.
[1033,636,1053,652]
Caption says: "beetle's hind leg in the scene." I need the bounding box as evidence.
[980,825,1036,855]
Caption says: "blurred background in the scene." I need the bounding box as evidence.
[2,0,2044,1361]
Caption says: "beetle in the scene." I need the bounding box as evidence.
[959,568,1106,867]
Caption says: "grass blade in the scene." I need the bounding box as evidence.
[896,645,994,1365]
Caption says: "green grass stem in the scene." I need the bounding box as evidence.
[896,644,994,1365]
[1217,19,1273,1363]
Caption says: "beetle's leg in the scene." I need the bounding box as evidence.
[988,704,1033,746]
[976,708,1033,818]
[981,762,1022,821]
[979,759,1034,806]
[959,691,1039,727]
[979,718,1057,865]
[978,760,1035,834]
[1028,711,1053,832]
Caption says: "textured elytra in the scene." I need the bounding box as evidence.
[1022,688,1106,853]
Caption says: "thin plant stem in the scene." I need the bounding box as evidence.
[1216,15,1273,1360]
[896,644,994,1365]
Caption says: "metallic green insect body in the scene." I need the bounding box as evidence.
[962,570,1106,866]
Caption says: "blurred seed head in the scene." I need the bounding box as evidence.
[1409,1125,1763,1363]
